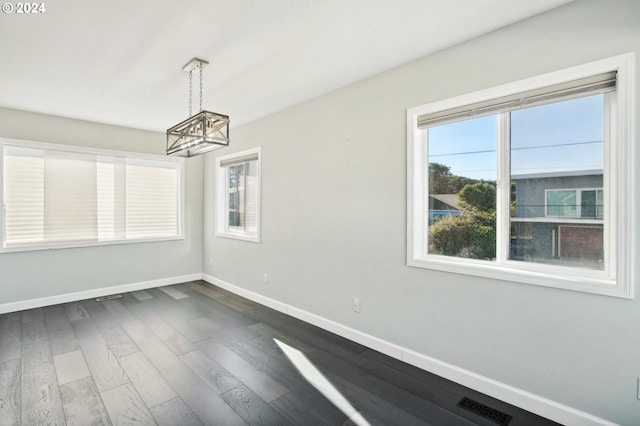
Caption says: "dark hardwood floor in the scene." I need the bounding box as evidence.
[0,281,559,425]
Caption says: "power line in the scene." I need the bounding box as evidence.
[430,148,494,157]
[451,164,603,174]
[513,139,602,151]
[429,140,602,158]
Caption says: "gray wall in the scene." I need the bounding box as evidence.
[0,107,203,303]
[203,0,640,423]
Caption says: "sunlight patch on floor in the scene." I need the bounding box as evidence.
[274,338,371,426]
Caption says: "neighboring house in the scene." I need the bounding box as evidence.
[428,193,459,224]
[510,169,603,267]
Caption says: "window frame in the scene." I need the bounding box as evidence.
[215,147,262,243]
[0,137,186,253]
[407,53,635,298]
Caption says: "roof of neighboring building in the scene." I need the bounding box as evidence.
[430,194,460,209]
[511,169,603,180]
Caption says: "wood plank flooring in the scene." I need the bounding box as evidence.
[0,281,560,425]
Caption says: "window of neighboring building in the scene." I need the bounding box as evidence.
[215,147,261,242]
[545,188,603,218]
[407,53,635,298]
[1,139,184,251]
[546,189,578,217]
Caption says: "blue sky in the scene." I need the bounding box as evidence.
[427,94,604,180]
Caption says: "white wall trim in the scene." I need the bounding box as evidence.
[0,273,202,314]
[203,273,289,313]
[202,274,617,426]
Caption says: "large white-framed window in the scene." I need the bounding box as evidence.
[0,138,185,252]
[407,53,635,298]
[215,147,261,242]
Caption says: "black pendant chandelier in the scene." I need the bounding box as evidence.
[166,58,230,157]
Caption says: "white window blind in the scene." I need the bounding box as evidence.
[45,150,99,242]
[243,161,259,232]
[417,71,617,128]
[4,146,45,244]
[3,143,182,249]
[126,159,179,239]
[220,151,259,167]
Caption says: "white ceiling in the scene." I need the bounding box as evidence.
[0,0,572,132]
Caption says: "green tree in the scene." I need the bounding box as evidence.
[429,209,496,259]
[429,162,475,194]
[458,181,496,212]
[429,182,497,260]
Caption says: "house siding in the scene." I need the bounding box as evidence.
[514,174,603,218]
[511,173,604,266]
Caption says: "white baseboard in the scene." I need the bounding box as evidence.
[0,273,202,314]
[202,274,616,426]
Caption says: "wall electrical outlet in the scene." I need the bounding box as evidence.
[209,257,214,266]
[352,298,361,313]
[637,377,640,400]
[263,273,269,285]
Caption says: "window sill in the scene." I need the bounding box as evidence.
[215,231,260,243]
[1,235,185,254]
[407,255,630,299]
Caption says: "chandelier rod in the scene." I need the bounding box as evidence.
[188,69,193,117]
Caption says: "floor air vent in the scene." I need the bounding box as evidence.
[457,397,512,425]
[96,294,123,302]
